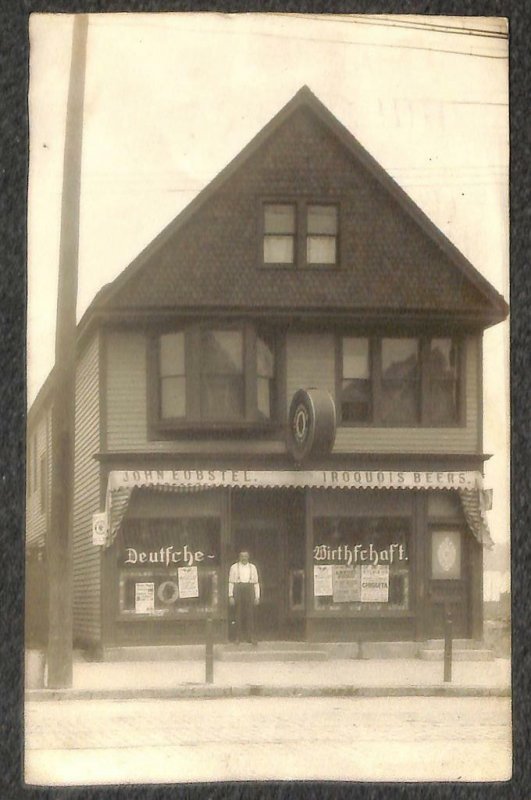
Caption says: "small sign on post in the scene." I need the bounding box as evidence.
[92,512,108,546]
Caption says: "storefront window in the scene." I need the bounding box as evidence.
[313,516,410,612]
[118,517,220,617]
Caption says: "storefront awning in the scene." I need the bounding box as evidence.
[102,469,493,549]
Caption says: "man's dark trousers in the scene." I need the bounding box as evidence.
[234,583,256,643]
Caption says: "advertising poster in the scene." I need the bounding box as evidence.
[313,564,333,596]
[178,566,199,599]
[360,565,390,603]
[135,582,155,614]
[333,565,361,603]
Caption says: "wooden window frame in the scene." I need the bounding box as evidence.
[337,334,466,429]
[148,323,282,434]
[39,453,47,513]
[259,198,342,270]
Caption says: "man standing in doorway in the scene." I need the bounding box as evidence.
[229,551,260,645]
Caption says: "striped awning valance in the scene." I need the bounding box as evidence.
[101,469,493,549]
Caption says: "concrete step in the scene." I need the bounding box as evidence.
[217,648,328,662]
[360,641,419,660]
[419,649,494,662]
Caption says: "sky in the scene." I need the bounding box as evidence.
[28,13,509,543]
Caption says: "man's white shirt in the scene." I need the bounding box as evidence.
[228,562,260,601]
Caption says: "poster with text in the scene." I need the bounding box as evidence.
[333,565,361,603]
[135,582,155,614]
[313,564,333,596]
[360,565,390,603]
[178,566,199,599]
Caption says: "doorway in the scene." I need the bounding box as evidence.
[231,489,304,640]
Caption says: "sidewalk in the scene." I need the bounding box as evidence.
[27,655,511,701]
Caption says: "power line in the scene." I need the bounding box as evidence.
[275,13,508,40]
[88,17,508,61]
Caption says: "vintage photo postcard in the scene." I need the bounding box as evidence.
[25,12,510,785]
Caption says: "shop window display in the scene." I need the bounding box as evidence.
[313,516,410,612]
[118,517,220,617]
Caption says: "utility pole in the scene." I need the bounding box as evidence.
[46,14,88,689]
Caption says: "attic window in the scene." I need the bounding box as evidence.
[263,204,296,264]
[262,201,340,268]
[306,205,338,265]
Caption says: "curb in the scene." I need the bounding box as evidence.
[26,684,510,701]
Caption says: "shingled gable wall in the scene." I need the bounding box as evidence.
[105,102,496,315]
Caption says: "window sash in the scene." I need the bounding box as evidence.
[339,336,461,427]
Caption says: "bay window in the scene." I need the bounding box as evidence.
[152,324,277,430]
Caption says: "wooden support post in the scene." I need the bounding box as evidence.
[46,15,88,689]
[205,616,214,684]
[443,605,453,683]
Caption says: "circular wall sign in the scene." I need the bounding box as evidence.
[157,580,179,605]
[287,388,337,462]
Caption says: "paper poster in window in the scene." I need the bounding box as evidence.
[313,564,333,596]
[135,582,155,614]
[360,565,390,603]
[333,565,361,603]
[178,566,199,599]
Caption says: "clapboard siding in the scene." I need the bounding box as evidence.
[72,333,102,644]
[286,333,336,403]
[105,329,480,457]
[26,405,52,548]
[286,334,480,455]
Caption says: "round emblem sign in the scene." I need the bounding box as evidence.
[287,388,336,462]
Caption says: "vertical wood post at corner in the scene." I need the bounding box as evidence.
[443,604,453,683]
[205,616,214,684]
[46,14,88,689]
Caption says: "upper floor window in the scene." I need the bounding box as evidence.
[160,332,186,419]
[340,336,461,427]
[381,338,420,424]
[426,338,460,424]
[201,329,244,421]
[263,204,296,265]
[153,324,276,430]
[262,201,339,268]
[341,337,371,422]
[306,205,338,265]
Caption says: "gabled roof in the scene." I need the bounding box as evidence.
[84,86,508,327]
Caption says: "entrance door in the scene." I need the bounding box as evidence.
[231,491,286,640]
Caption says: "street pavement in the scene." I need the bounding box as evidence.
[30,656,511,696]
[24,695,512,784]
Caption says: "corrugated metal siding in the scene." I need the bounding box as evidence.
[26,406,52,548]
[285,334,480,455]
[72,334,102,643]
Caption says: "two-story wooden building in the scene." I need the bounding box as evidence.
[27,86,507,654]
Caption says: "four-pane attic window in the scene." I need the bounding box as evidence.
[263,202,338,267]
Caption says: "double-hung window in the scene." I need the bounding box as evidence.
[263,204,296,265]
[306,204,338,265]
